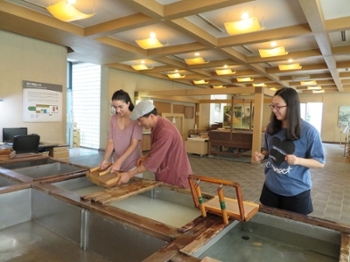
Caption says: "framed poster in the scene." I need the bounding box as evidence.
[23,80,63,122]
[338,106,350,127]
[223,105,252,129]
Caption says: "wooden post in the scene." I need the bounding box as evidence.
[252,87,264,164]
[194,183,207,218]
[217,186,229,224]
[230,95,234,142]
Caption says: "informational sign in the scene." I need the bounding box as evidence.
[23,80,63,122]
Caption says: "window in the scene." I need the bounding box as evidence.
[300,102,323,133]
[71,63,101,149]
[210,94,227,125]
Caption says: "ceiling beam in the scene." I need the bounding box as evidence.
[85,13,154,37]
[164,0,254,19]
[298,0,343,92]
[218,24,312,47]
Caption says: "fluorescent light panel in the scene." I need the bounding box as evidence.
[258,46,288,58]
[312,89,325,93]
[46,0,95,22]
[300,80,317,86]
[278,63,302,71]
[185,57,209,65]
[193,80,209,84]
[224,17,264,35]
[136,37,164,49]
[237,77,253,82]
[253,83,266,87]
[215,69,236,75]
[307,86,322,90]
[131,64,153,70]
[167,73,186,79]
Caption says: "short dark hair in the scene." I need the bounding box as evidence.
[142,108,158,118]
[111,89,135,111]
[267,87,301,140]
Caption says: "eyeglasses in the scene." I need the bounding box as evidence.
[269,104,287,111]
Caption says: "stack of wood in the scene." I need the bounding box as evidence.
[0,148,15,161]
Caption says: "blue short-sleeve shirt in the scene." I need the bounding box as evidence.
[263,119,325,196]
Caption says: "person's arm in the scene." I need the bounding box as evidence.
[285,155,324,168]
[111,137,140,172]
[137,152,150,167]
[285,124,325,169]
[100,139,114,169]
[117,163,147,185]
[254,149,268,162]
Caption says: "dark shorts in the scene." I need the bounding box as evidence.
[260,183,313,215]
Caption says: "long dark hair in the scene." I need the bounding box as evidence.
[267,87,301,140]
[111,89,135,111]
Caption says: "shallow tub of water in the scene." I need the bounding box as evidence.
[0,156,56,169]
[0,187,168,262]
[0,174,19,188]
[53,177,201,229]
[188,212,341,262]
[6,161,86,180]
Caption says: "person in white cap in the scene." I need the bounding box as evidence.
[117,100,192,188]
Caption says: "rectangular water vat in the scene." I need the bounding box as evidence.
[0,174,19,188]
[0,156,56,169]
[53,177,201,229]
[7,162,86,180]
[0,187,168,262]
[188,212,341,262]
[109,186,201,228]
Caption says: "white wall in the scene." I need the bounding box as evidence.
[0,30,67,144]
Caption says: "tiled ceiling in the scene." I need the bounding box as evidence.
[1,0,350,94]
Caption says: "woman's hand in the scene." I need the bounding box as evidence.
[110,161,122,173]
[100,160,110,170]
[253,151,265,162]
[285,154,299,165]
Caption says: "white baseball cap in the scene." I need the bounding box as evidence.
[130,100,155,120]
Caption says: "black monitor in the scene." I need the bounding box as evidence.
[2,127,28,143]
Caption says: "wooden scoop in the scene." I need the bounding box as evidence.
[89,162,112,173]
[99,167,123,177]
[98,168,111,176]
[104,173,121,186]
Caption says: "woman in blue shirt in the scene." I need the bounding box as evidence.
[254,87,325,215]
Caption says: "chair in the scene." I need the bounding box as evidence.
[12,134,40,154]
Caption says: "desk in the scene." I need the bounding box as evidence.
[38,143,66,153]
[1,143,68,153]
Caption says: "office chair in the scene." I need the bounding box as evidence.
[12,134,40,154]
